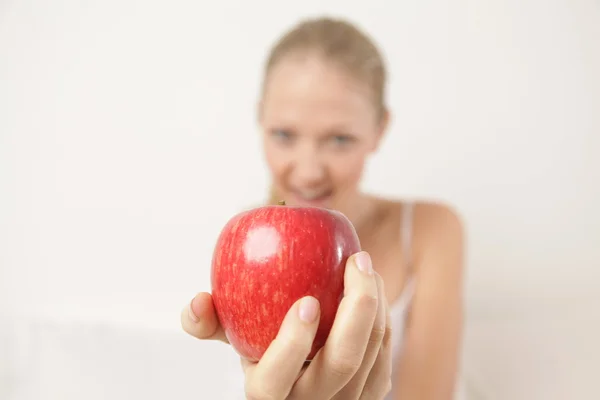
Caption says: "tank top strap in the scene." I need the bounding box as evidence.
[394,201,417,309]
[401,201,415,271]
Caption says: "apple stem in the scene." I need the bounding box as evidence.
[278,200,286,206]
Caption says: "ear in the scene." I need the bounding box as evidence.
[371,108,391,152]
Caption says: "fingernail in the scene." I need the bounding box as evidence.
[298,296,319,323]
[355,251,373,275]
[188,299,199,323]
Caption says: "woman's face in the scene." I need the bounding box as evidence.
[260,55,387,212]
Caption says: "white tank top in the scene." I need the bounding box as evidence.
[385,202,466,400]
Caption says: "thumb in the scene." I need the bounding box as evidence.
[244,296,321,400]
[181,292,229,343]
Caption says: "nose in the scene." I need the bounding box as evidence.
[291,146,326,188]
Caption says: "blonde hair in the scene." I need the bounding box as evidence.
[262,16,388,205]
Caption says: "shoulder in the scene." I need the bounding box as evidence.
[413,201,465,278]
[380,197,465,271]
[375,197,464,235]
[414,201,465,244]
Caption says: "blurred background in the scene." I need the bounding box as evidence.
[1,0,599,399]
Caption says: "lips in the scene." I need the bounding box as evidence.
[290,189,333,207]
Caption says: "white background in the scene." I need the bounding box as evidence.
[1,0,599,399]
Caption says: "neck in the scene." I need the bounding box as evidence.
[339,192,376,234]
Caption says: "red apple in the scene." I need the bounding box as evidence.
[210,201,361,362]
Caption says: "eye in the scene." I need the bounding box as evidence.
[271,129,295,143]
[329,135,355,147]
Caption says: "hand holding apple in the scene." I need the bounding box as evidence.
[181,250,393,400]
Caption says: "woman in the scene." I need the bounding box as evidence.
[181,16,465,399]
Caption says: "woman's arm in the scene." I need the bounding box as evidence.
[394,203,465,400]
